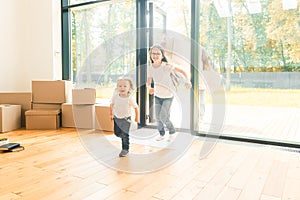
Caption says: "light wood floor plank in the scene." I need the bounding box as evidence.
[262,160,288,198]
[282,178,300,200]
[171,180,207,200]
[260,194,281,200]
[215,186,241,200]
[1,128,300,200]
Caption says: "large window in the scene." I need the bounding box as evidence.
[199,0,300,145]
[69,0,136,98]
[62,0,300,147]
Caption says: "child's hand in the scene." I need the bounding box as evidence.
[185,81,192,89]
[148,87,154,95]
[135,117,139,123]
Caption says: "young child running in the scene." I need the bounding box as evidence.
[110,77,139,157]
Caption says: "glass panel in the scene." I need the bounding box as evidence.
[70,0,136,99]
[147,0,191,129]
[199,0,300,144]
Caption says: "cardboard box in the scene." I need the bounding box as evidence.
[32,80,72,103]
[72,88,96,105]
[32,103,62,110]
[61,103,75,127]
[95,104,113,132]
[25,109,60,130]
[62,103,95,129]
[0,92,32,127]
[73,105,95,129]
[0,105,21,132]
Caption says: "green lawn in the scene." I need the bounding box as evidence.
[223,87,300,108]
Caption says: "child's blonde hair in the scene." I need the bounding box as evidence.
[116,77,135,96]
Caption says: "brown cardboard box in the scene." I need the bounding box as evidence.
[72,88,96,105]
[73,105,95,129]
[0,92,32,127]
[61,103,75,127]
[32,80,72,103]
[62,103,95,129]
[32,103,62,110]
[95,104,113,132]
[25,109,60,130]
[0,104,21,132]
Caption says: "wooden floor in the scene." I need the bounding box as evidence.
[1,128,300,200]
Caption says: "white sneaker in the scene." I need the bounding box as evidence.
[168,134,174,142]
[156,135,165,141]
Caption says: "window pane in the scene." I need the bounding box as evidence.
[199,0,300,144]
[71,0,136,98]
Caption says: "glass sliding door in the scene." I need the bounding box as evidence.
[147,0,192,130]
[70,0,136,98]
[198,0,300,146]
[62,0,300,148]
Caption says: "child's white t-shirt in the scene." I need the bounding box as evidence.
[111,93,138,119]
[147,62,175,98]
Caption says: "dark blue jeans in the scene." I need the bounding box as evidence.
[155,96,176,136]
[114,117,131,151]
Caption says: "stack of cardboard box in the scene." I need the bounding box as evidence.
[0,92,32,127]
[62,88,96,129]
[1,80,114,132]
[25,80,72,129]
[62,89,114,132]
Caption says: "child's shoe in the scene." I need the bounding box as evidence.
[168,134,175,142]
[155,135,165,141]
[119,149,129,157]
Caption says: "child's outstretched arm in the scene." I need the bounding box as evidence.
[174,66,192,89]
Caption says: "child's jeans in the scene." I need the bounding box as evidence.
[154,96,176,136]
[113,117,131,150]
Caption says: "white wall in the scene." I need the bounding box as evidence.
[0,0,20,91]
[0,0,62,92]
